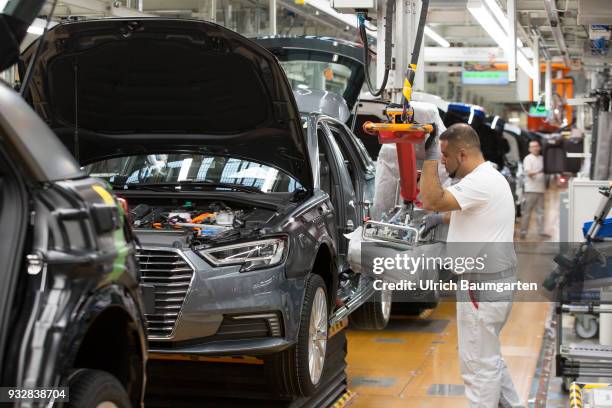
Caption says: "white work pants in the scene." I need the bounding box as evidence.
[520,192,545,235]
[456,284,524,408]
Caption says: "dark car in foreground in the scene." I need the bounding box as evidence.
[0,73,146,408]
[21,18,389,397]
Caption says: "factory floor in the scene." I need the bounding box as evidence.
[344,184,565,407]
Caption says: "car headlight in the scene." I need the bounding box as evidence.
[198,238,287,272]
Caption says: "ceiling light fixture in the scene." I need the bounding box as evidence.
[424,25,450,48]
[467,0,536,79]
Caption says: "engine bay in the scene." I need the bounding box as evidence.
[122,197,276,247]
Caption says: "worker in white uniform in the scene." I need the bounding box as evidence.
[520,140,549,239]
[419,123,523,408]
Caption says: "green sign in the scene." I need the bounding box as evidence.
[529,105,549,117]
[462,70,509,85]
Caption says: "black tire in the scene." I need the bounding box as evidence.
[350,289,391,330]
[265,274,328,397]
[66,369,131,408]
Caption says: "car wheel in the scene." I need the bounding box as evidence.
[66,369,131,408]
[265,274,328,397]
[349,289,392,330]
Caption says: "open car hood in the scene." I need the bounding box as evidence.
[254,36,365,109]
[21,18,312,190]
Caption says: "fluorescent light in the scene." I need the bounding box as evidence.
[482,0,523,47]
[26,18,57,36]
[27,25,44,35]
[177,158,193,181]
[468,0,536,79]
[468,4,510,49]
[424,25,450,48]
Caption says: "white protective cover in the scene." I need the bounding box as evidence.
[347,101,450,276]
[371,101,450,220]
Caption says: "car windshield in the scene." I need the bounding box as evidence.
[85,154,303,193]
[274,49,364,107]
[280,60,353,96]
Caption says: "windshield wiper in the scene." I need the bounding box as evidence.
[110,180,261,194]
[109,182,172,192]
[179,180,262,194]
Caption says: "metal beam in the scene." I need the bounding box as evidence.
[544,58,552,109]
[277,0,357,37]
[59,0,154,16]
[269,0,276,35]
[532,34,540,102]
[423,46,538,63]
[426,9,469,24]
[543,0,571,65]
[425,46,504,62]
[508,0,517,82]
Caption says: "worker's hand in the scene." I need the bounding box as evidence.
[424,133,440,161]
[420,213,444,237]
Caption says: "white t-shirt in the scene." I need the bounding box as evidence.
[523,154,546,193]
[447,161,516,243]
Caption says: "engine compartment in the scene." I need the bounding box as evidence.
[121,196,277,248]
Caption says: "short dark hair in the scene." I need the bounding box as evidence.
[529,139,542,148]
[439,123,481,151]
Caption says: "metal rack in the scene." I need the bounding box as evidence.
[552,185,612,389]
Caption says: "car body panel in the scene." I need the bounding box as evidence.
[0,82,83,182]
[20,18,313,191]
[132,111,374,356]
[0,83,146,406]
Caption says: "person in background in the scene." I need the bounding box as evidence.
[520,140,550,239]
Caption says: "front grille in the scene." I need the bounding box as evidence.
[137,248,194,339]
[149,315,280,349]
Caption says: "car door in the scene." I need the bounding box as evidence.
[318,121,359,269]
[0,140,29,385]
[324,119,376,224]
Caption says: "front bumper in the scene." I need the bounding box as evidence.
[139,245,307,356]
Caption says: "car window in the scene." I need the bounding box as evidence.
[85,154,302,193]
[274,50,364,107]
[327,123,374,173]
[320,124,359,194]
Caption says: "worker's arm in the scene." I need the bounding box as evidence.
[420,160,461,212]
